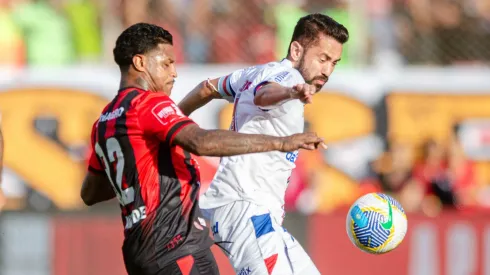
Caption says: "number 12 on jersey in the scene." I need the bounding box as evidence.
[95,137,134,206]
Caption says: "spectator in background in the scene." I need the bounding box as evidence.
[119,0,185,63]
[149,0,185,63]
[412,134,478,214]
[318,0,356,66]
[393,0,441,65]
[98,0,123,63]
[209,2,245,63]
[431,0,475,65]
[366,0,402,67]
[270,0,307,60]
[412,139,446,190]
[242,0,276,64]
[12,0,75,65]
[470,0,490,63]
[64,0,101,63]
[184,0,212,63]
[209,0,277,64]
[365,141,424,212]
[0,0,25,67]
[446,136,478,206]
[412,139,448,214]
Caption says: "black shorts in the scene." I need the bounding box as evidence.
[125,248,220,275]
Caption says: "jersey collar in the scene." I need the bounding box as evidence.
[280,58,293,68]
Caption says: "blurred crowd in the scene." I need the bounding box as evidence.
[0,0,489,67]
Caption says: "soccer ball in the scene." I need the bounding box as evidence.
[346,192,407,254]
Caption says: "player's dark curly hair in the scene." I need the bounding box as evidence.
[113,23,173,70]
[287,13,349,56]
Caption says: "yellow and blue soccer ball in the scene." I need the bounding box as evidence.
[346,192,407,254]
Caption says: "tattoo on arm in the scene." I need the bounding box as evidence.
[173,124,282,156]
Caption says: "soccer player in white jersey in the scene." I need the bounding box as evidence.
[179,14,348,275]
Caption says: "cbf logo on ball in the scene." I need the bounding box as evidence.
[346,193,407,254]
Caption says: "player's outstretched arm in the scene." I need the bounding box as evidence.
[81,172,116,206]
[173,123,325,157]
[254,82,316,108]
[178,78,222,116]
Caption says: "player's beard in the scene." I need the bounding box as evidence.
[296,55,327,92]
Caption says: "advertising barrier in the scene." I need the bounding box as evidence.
[3,211,490,275]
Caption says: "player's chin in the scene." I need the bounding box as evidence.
[164,83,174,93]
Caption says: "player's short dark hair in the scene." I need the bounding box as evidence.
[288,13,349,56]
[113,23,173,70]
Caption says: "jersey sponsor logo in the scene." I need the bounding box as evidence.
[274,71,289,83]
[285,151,299,163]
[166,234,183,251]
[240,80,252,92]
[212,221,219,235]
[124,206,147,229]
[238,267,252,275]
[157,106,174,119]
[151,102,185,125]
[99,107,125,122]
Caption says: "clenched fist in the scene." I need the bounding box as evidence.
[290,83,317,104]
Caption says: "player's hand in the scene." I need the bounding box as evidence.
[290,83,316,104]
[279,132,327,152]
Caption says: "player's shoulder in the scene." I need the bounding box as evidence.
[262,60,304,83]
[132,90,174,109]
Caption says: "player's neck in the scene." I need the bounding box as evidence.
[284,56,298,69]
[119,76,152,92]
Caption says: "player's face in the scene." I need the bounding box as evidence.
[146,43,177,95]
[297,35,343,92]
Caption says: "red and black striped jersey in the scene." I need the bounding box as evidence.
[87,87,212,268]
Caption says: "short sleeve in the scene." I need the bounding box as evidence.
[138,94,195,145]
[87,120,105,174]
[217,68,245,102]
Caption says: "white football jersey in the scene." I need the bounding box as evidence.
[199,59,306,222]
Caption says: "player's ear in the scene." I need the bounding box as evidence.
[289,41,304,62]
[132,54,146,72]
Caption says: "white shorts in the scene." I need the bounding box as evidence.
[203,201,321,275]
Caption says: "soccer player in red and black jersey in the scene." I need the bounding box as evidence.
[80,23,324,275]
